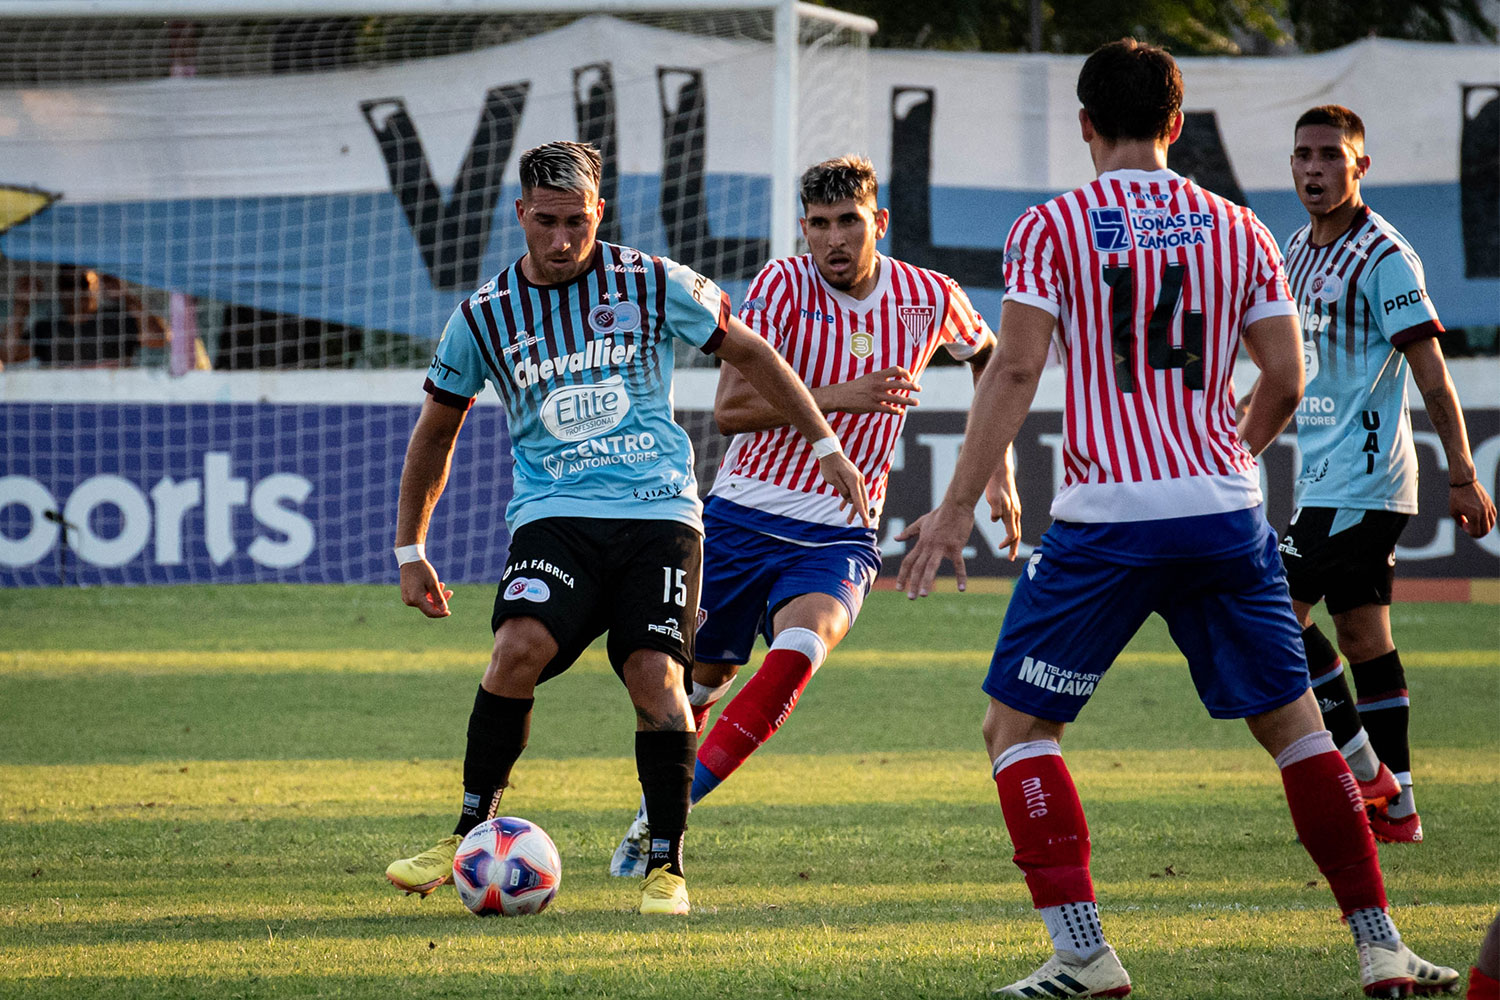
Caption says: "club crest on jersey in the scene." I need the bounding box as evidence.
[1310,273,1344,302]
[898,305,935,349]
[1087,207,1132,253]
[849,330,875,358]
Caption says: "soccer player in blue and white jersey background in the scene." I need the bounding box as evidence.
[1256,105,1496,844]
[383,140,869,917]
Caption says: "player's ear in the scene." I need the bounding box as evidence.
[873,207,890,240]
[1354,155,1370,179]
[514,197,526,225]
[1166,111,1184,145]
[1078,108,1094,142]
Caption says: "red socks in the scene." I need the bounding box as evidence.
[1276,731,1387,915]
[993,741,1095,908]
[697,627,826,781]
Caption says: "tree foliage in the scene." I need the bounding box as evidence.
[822,0,1495,53]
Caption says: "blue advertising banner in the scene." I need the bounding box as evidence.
[0,403,512,588]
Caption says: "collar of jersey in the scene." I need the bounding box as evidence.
[514,242,604,292]
[812,252,893,313]
[1098,167,1182,185]
[1303,203,1371,251]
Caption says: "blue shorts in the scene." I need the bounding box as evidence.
[695,498,880,665]
[984,508,1309,722]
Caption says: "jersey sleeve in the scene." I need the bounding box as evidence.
[1002,207,1062,318]
[937,274,995,360]
[1241,213,1298,327]
[662,259,732,354]
[423,298,487,409]
[738,261,793,351]
[1364,247,1443,347]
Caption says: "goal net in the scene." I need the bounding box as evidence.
[0,1,873,587]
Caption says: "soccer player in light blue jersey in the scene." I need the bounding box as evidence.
[384,140,868,916]
[1255,105,1495,844]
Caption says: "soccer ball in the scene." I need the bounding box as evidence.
[452,816,561,916]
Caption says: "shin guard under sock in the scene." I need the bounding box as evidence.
[455,688,533,837]
[696,627,826,787]
[637,730,695,876]
[1275,730,1387,915]
[993,740,1095,909]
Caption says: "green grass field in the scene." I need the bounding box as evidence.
[1,584,1496,999]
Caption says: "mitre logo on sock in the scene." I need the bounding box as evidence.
[1021,775,1050,818]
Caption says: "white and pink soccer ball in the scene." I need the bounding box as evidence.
[452,816,561,916]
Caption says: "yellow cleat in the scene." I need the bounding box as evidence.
[639,864,690,915]
[385,834,461,897]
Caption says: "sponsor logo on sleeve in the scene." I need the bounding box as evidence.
[1383,288,1428,314]
[648,617,685,642]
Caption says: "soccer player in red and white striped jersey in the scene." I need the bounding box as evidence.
[609,155,1015,878]
[899,39,1458,999]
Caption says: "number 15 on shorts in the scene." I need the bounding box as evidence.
[663,567,688,607]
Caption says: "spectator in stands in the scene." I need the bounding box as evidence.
[2,264,167,367]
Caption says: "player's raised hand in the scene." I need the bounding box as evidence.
[1450,480,1497,538]
[985,464,1022,562]
[401,560,453,618]
[833,366,921,415]
[894,501,975,598]
[817,451,871,526]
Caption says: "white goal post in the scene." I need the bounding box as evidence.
[0,1,875,587]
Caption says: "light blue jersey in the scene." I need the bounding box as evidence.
[1282,207,1442,513]
[424,242,730,531]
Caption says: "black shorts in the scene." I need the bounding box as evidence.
[1278,507,1410,615]
[492,517,702,683]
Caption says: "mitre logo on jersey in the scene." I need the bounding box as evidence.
[1087,207,1132,253]
[849,331,874,358]
[540,376,632,441]
[898,306,935,349]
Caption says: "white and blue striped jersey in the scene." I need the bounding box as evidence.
[425,242,730,532]
[1283,206,1443,514]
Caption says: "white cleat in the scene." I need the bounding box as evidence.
[993,945,1132,998]
[609,811,650,878]
[1359,942,1460,997]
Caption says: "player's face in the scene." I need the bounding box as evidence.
[1291,124,1368,217]
[516,185,604,284]
[801,197,889,295]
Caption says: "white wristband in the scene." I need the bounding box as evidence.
[811,436,842,459]
[394,543,426,567]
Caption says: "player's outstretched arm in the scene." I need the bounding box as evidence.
[395,396,466,618]
[1238,314,1304,456]
[713,318,870,524]
[896,301,1052,597]
[715,362,920,434]
[1403,338,1497,538]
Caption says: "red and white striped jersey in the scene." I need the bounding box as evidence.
[713,253,994,527]
[1003,168,1297,523]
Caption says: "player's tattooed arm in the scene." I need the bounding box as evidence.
[395,396,466,617]
[1403,337,1496,538]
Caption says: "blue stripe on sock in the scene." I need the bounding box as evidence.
[690,760,723,804]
